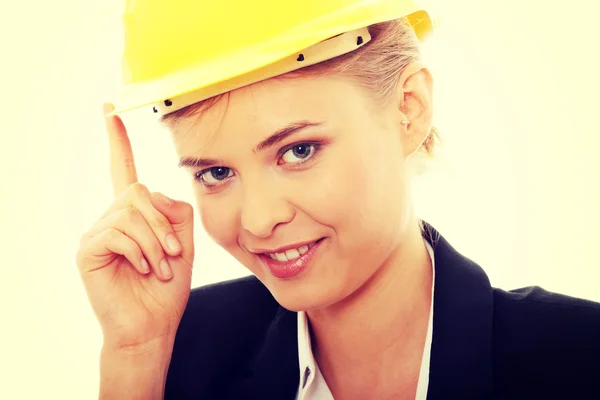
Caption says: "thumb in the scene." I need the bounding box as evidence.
[150,192,193,225]
[150,192,195,259]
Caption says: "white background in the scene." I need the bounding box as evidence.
[1,1,599,398]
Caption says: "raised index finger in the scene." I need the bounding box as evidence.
[104,103,138,197]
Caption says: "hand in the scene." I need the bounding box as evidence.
[77,103,194,354]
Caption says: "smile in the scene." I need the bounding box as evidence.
[265,241,318,262]
[256,238,325,279]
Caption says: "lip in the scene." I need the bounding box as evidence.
[258,238,325,279]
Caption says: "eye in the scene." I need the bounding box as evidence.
[196,166,233,186]
[280,143,316,164]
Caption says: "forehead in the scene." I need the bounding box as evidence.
[170,75,373,146]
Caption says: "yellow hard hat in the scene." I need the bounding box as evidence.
[111,0,438,116]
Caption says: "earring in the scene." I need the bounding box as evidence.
[401,120,410,125]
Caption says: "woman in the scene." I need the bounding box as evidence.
[77,0,600,399]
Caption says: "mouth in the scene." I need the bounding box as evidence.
[263,240,320,262]
[256,238,325,279]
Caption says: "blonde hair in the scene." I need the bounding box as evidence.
[161,18,441,158]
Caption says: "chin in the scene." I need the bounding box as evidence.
[263,278,342,312]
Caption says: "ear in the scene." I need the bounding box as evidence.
[395,62,434,158]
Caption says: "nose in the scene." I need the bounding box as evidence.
[240,181,295,239]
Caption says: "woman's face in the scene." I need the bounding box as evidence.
[170,75,422,311]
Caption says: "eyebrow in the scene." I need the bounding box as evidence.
[253,120,322,152]
[178,120,322,169]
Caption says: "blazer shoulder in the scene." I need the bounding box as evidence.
[166,275,281,399]
[493,286,600,336]
[494,285,600,309]
[492,286,600,397]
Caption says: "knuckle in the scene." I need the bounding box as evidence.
[128,182,149,197]
[147,239,166,261]
[122,240,140,258]
[77,228,99,256]
[181,202,194,216]
[79,231,91,247]
[121,207,140,223]
[123,157,136,169]
[148,213,171,232]
[77,251,96,269]
[179,202,194,221]
[152,191,172,205]
[104,227,121,241]
[76,239,101,269]
[75,248,86,268]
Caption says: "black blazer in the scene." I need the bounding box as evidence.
[165,222,600,399]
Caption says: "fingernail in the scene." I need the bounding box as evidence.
[166,233,181,253]
[160,259,173,279]
[140,258,150,274]
[103,103,114,116]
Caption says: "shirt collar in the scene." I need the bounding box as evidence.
[297,309,316,389]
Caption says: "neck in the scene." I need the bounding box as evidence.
[307,217,433,398]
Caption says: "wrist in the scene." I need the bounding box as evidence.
[99,337,175,400]
[102,333,175,359]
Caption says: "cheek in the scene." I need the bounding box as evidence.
[288,158,359,225]
[196,192,239,250]
[318,142,403,208]
[303,139,408,246]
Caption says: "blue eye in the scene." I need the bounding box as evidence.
[281,144,316,164]
[196,167,233,185]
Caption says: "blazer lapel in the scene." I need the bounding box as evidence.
[422,222,495,398]
[233,306,300,399]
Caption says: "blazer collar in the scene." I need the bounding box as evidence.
[422,222,494,398]
[244,221,495,399]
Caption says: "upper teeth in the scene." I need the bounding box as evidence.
[268,242,315,261]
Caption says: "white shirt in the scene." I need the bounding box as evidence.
[296,240,436,400]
